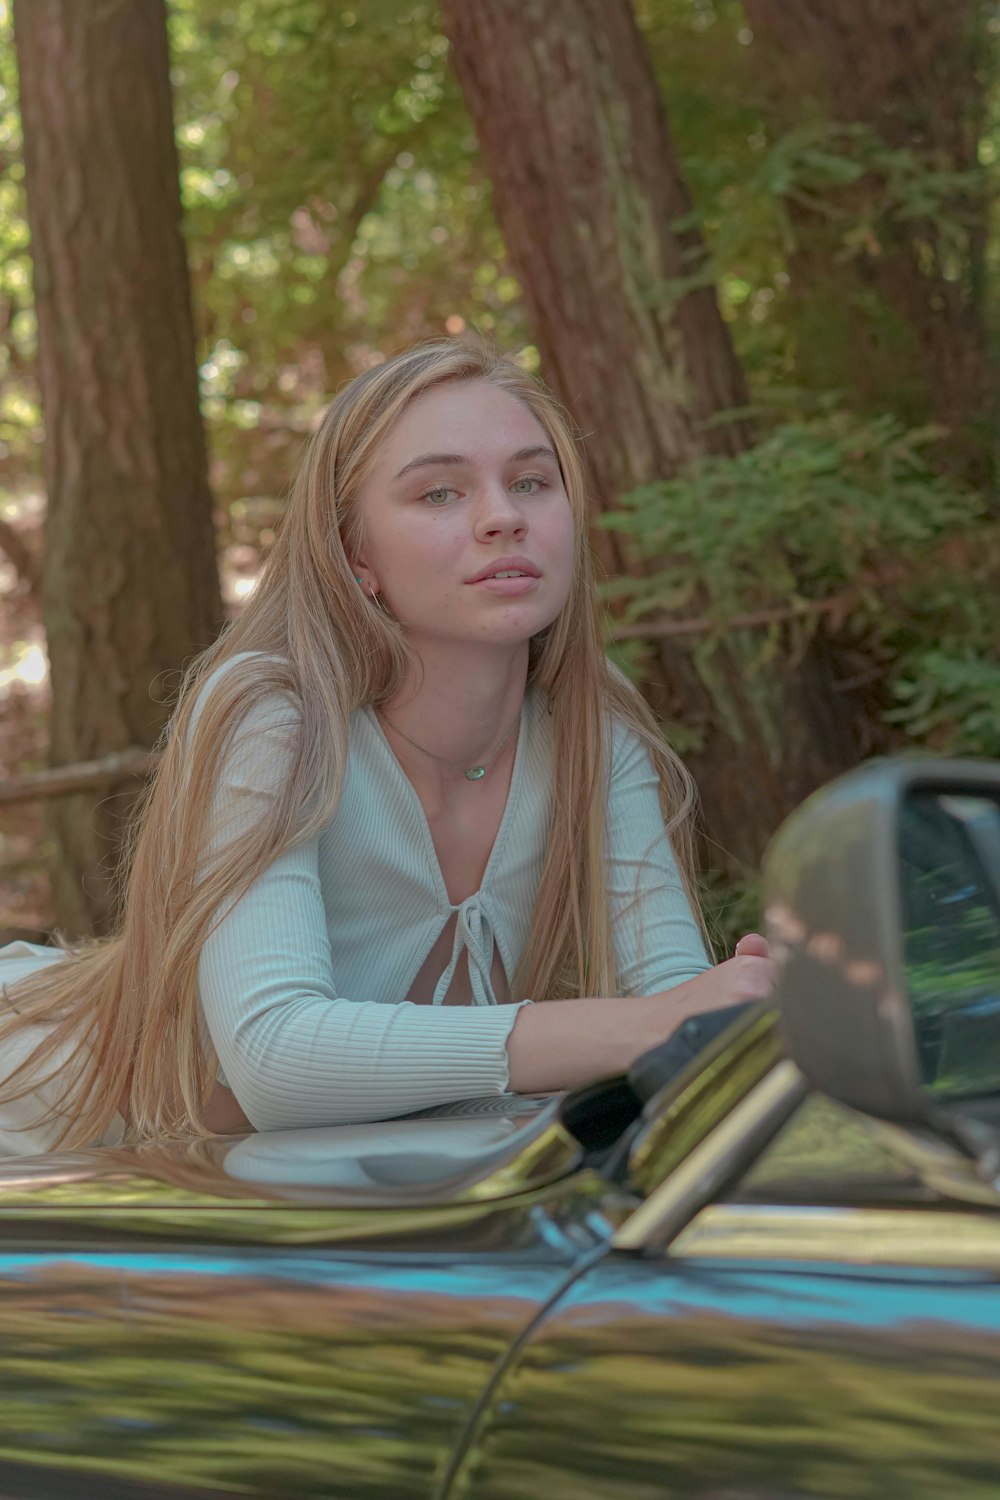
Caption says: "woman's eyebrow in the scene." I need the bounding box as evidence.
[392,445,558,481]
[393,451,465,480]
[509,445,559,466]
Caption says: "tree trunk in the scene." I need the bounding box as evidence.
[440,0,869,869]
[742,0,995,488]
[13,0,223,936]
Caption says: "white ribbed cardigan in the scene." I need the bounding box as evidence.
[196,662,709,1131]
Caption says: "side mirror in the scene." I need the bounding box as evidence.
[763,758,1000,1128]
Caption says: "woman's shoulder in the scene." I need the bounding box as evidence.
[517,681,648,762]
[197,649,291,695]
[598,662,670,779]
[187,650,300,745]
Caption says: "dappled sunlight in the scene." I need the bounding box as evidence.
[0,634,46,696]
[219,541,262,611]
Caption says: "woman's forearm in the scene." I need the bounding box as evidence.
[506,952,773,1094]
[505,993,666,1093]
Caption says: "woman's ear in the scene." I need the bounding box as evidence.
[350,557,381,595]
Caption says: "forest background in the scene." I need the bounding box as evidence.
[0,0,997,952]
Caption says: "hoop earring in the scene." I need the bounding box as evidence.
[356,575,391,617]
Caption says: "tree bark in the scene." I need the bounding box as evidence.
[742,0,995,487]
[13,0,223,935]
[440,0,869,869]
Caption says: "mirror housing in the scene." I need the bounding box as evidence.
[763,758,1000,1125]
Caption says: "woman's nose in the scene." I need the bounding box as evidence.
[475,484,527,539]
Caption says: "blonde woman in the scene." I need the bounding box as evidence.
[0,339,771,1154]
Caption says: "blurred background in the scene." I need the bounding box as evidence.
[0,0,996,951]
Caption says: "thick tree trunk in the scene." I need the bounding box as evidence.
[14,0,223,935]
[742,0,994,487]
[441,0,868,869]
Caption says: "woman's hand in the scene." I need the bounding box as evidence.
[733,931,769,959]
[647,931,773,1025]
[506,933,773,1095]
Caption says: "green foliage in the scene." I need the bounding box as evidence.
[636,0,796,385]
[737,120,989,260]
[0,0,39,481]
[0,0,532,514]
[638,0,997,454]
[0,0,993,512]
[164,0,529,519]
[603,410,976,609]
[888,653,1000,759]
[601,409,972,617]
[601,409,1000,760]
[0,0,995,897]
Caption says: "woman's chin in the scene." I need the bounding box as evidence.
[405,610,554,652]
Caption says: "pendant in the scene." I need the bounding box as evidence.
[465,766,487,781]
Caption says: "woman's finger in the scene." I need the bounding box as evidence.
[734,931,769,959]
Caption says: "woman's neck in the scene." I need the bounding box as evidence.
[379,642,529,794]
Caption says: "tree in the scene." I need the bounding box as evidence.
[13,0,223,934]
[740,0,996,487]
[440,0,868,869]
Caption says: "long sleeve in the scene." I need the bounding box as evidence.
[196,690,528,1131]
[606,722,711,995]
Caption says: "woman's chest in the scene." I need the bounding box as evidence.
[422,789,509,906]
[404,916,509,1005]
[316,716,552,978]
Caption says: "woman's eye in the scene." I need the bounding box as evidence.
[421,485,456,506]
[511,474,546,495]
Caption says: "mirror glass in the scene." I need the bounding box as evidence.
[899,789,1000,1100]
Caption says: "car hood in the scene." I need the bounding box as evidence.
[0,1096,586,1212]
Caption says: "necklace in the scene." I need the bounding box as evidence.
[377,705,522,781]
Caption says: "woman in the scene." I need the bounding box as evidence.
[0,338,771,1153]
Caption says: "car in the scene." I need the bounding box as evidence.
[0,757,998,1500]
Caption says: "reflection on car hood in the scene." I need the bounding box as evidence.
[0,1093,585,1211]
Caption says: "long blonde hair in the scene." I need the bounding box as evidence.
[1,338,703,1146]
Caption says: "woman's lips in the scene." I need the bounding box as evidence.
[469,575,540,595]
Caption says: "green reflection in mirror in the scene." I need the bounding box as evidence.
[900,789,1000,1100]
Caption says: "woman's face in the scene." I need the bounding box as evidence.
[351,379,576,652]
